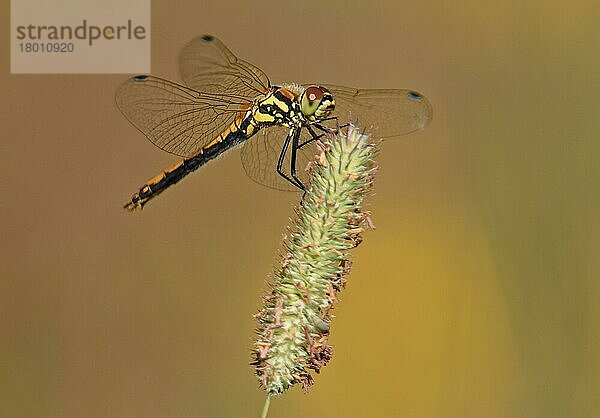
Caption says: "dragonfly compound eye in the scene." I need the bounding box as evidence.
[301,86,335,120]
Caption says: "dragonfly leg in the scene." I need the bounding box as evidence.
[299,125,326,149]
[315,119,351,134]
[317,116,341,133]
[276,129,305,190]
[318,116,339,123]
[300,118,354,149]
[289,129,306,191]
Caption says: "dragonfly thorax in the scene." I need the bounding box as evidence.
[251,87,304,128]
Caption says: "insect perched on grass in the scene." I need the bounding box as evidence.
[116,35,432,210]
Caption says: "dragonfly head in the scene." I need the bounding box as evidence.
[300,86,335,121]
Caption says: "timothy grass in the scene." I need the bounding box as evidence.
[252,125,378,400]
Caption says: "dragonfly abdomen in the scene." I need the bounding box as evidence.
[124,121,250,211]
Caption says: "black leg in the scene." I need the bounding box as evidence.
[315,116,340,133]
[299,118,351,149]
[289,128,305,191]
[299,125,326,149]
[276,129,304,190]
[314,120,350,135]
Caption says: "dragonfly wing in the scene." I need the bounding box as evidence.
[240,126,318,191]
[320,85,433,139]
[115,75,250,157]
[179,35,271,97]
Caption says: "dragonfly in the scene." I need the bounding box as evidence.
[116,34,432,211]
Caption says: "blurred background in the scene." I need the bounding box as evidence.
[1,1,598,417]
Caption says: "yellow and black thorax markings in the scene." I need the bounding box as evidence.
[198,87,300,152]
[251,87,302,127]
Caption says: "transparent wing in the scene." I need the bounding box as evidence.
[179,34,270,96]
[115,75,251,158]
[320,85,433,139]
[240,126,319,192]
[117,35,270,158]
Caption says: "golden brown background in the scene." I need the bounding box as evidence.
[1,1,598,417]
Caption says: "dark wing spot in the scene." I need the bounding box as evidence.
[407,91,423,101]
[201,34,214,42]
[133,75,149,81]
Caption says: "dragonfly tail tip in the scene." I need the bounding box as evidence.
[123,201,141,212]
